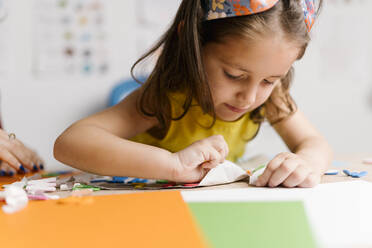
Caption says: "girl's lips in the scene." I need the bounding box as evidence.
[224,103,248,113]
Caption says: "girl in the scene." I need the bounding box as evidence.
[54,0,332,188]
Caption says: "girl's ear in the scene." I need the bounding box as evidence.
[177,20,185,36]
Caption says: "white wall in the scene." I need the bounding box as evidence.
[0,0,139,170]
[246,0,372,157]
[0,0,371,170]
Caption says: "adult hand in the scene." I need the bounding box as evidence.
[0,129,44,176]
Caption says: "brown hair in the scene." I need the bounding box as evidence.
[131,0,322,138]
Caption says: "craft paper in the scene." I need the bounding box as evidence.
[1,186,28,214]
[199,160,248,186]
[189,201,317,248]
[0,191,207,248]
[182,181,372,247]
[248,166,266,185]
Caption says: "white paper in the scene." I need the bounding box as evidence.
[248,166,266,185]
[2,177,28,189]
[27,177,56,184]
[199,160,248,186]
[182,181,372,247]
[2,185,29,214]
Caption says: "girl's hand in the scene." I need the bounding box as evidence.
[171,135,229,183]
[0,129,44,176]
[255,152,321,188]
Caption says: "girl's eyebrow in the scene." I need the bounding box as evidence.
[223,60,284,78]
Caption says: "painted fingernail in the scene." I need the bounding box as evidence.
[0,170,5,176]
[33,164,38,171]
[40,164,44,170]
[19,165,26,173]
[8,171,14,176]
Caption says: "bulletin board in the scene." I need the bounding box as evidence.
[32,0,109,77]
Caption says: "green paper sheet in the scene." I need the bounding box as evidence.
[188,201,317,248]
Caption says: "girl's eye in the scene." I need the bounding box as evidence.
[263,79,275,86]
[224,71,243,80]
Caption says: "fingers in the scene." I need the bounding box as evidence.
[202,145,224,169]
[0,137,43,172]
[208,135,229,161]
[256,152,290,187]
[10,140,36,170]
[0,145,24,172]
[298,173,321,188]
[281,163,312,187]
[0,161,16,176]
[256,152,320,188]
[267,158,299,187]
[217,136,229,161]
[172,135,229,182]
[28,149,44,171]
[197,167,211,181]
[200,135,229,169]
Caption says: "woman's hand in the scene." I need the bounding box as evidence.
[255,152,321,188]
[0,129,44,176]
[172,135,229,183]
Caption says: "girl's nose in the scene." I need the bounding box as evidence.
[237,84,258,107]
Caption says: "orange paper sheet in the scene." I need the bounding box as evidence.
[0,191,207,248]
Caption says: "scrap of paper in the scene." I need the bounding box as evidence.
[199,160,249,186]
[2,176,60,208]
[248,165,266,186]
[1,185,28,214]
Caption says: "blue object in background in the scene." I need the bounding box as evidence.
[105,76,147,185]
[343,169,368,178]
[108,77,145,107]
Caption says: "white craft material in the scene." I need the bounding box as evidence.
[248,166,266,186]
[60,184,68,191]
[199,160,248,186]
[1,186,28,214]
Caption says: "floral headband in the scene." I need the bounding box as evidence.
[204,0,316,32]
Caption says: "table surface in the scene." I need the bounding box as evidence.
[55,153,372,197]
[1,154,371,248]
[1,154,371,197]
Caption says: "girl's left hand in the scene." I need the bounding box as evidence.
[255,152,321,188]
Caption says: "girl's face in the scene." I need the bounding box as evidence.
[202,36,300,122]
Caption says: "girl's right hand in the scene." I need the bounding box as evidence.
[171,135,229,183]
[0,129,44,176]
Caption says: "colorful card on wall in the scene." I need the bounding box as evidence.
[32,0,109,77]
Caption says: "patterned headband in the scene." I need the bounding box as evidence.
[204,0,316,32]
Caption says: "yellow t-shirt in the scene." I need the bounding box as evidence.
[130,93,260,162]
